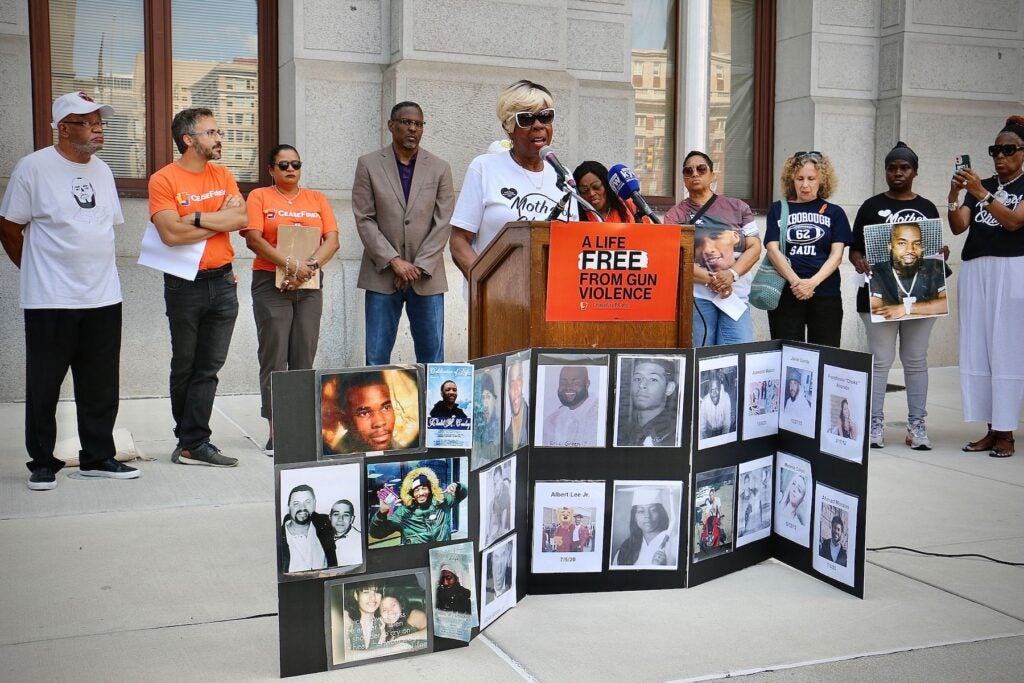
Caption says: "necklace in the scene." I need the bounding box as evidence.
[994,169,1024,204]
[892,267,919,316]
[273,185,301,205]
[509,150,545,189]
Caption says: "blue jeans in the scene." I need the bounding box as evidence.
[164,268,238,449]
[692,297,753,347]
[364,289,444,365]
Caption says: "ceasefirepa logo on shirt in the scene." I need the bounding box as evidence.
[265,210,276,219]
[175,192,191,207]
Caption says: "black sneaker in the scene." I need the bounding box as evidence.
[178,442,238,467]
[79,458,140,479]
[264,437,274,456]
[28,467,57,491]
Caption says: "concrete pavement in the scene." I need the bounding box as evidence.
[1,367,1022,681]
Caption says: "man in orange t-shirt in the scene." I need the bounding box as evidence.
[148,107,247,468]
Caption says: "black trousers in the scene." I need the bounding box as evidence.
[767,287,843,347]
[24,303,122,473]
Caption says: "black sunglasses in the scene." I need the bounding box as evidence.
[988,144,1024,158]
[275,160,302,171]
[513,108,555,128]
[793,150,822,163]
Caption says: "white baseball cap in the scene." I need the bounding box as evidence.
[51,92,115,129]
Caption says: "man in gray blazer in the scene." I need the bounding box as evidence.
[352,102,455,365]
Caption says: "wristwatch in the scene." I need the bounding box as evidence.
[194,211,202,227]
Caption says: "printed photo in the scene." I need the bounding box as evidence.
[535,354,610,448]
[736,455,773,547]
[429,542,479,642]
[692,466,735,563]
[609,480,683,570]
[326,569,432,668]
[819,364,868,464]
[697,354,739,450]
[865,219,948,322]
[503,350,531,455]
[780,346,819,439]
[425,363,474,449]
[812,483,859,587]
[481,534,517,629]
[480,457,516,549]
[613,354,685,448]
[532,480,605,573]
[471,362,503,469]
[318,366,422,457]
[365,457,469,548]
[773,451,812,547]
[743,350,782,440]
[276,459,365,579]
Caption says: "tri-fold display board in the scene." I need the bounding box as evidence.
[271,341,870,677]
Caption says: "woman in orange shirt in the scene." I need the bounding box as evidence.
[572,161,645,223]
[244,144,340,453]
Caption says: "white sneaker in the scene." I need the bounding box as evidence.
[906,419,931,450]
[870,416,885,449]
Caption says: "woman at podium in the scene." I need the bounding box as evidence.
[449,80,578,278]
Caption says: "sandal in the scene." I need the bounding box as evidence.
[990,431,1015,458]
[963,426,995,452]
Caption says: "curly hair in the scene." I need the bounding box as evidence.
[399,466,444,507]
[779,152,838,201]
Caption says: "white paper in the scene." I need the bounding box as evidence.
[812,483,858,587]
[479,457,516,549]
[779,346,819,439]
[819,364,868,464]
[137,221,204,280]
[480,534,517,629]
[742,350,782,440]
[696,354,739,450]
[608,480,683,570]
[773,451,812,547]
[710,292,748,321]
[531,481,605,573]
[736,455,774,547]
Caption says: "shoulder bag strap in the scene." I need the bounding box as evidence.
[689,193,719,224]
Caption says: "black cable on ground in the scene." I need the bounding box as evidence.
[867,545,1024,567]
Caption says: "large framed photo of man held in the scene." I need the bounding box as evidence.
[864,218,948,322]
[534,353,610,448]
[325,569,432,669]
[317,366,424,458]
[612,354,685,448]
[364,457,470,549]
[276,458,365,580]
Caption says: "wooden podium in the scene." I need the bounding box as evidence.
[468,221,694,359]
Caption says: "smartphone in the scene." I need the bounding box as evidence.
[954,155,971,172]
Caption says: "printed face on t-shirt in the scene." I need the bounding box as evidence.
[72,177,96,208]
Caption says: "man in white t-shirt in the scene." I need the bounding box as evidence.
[0,92,139,491]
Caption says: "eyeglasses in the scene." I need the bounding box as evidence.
[793,150,822,163]
[512,108,555,128]
[988,144,1024,158]
[275,160,303,171]
[64,119,107,129]
[191,129,224,138]
[682,164,710,177]
[392,118,425,129]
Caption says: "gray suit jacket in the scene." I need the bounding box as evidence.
[352,145,454,295]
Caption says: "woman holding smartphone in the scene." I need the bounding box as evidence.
[949,115,1024,458]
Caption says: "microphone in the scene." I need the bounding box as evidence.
[539,145,575,189]
[607,164,662,224]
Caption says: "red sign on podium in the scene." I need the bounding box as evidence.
[546,222,682,321]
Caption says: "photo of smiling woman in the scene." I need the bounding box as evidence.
[449,80,577,281]
[609,482,681,570]
[764,152,853,347]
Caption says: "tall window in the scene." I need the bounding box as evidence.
[709,0,754,201]
[32,0,276,193]
[631,0,677,199]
